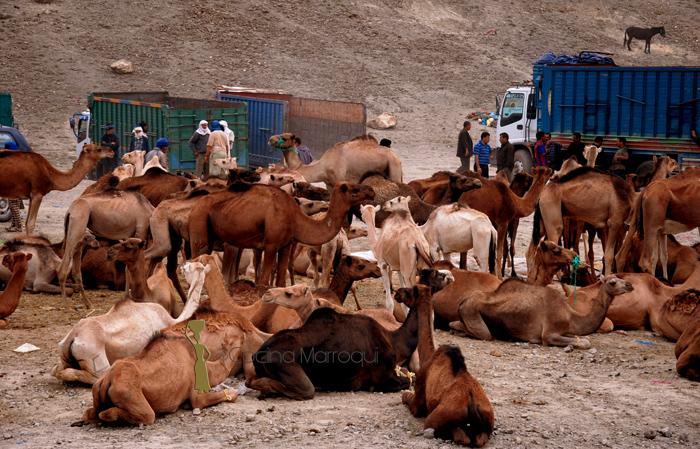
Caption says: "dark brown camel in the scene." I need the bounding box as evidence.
[189,182,374,287]
[117,167,192,206]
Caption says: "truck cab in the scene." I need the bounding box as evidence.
[496,86,538,172]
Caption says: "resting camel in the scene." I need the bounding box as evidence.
[618,234,699,284]
[583,145,600,167]
[655,289,700,341]
[633,155,677,190]
[537,167,633,275]
[413,172,483,206]
[526,231,578,286]
[246,285,429,400]
[80,311,265,425]
[459,167,552,277]
[269,133,403,185]
[292,181,330,201]
[58,183,155,305]
[0,236,67,294]
[0,144,113,234]
[676,315,700,381]
[420,203,497,273]
[452,276,633,348]
[79,239,126,290]
[52,260,208,385]
[401,285,494,447]
[189,181,374,287]
[107,239,181,316]
[0,252,32,328]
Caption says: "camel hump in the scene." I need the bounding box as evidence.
[437,345,467,375]
[350,134,378,143]
[666,289,700,315]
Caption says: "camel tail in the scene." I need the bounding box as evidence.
[488,229,497,274]
[532,202,543,243]
[62,212,71,256]
[635,194,644,239]
[59,329,79,369]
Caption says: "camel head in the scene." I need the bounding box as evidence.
[181,261,212,287]
[294,197,329,216]
[268,133,296,150]
[394,284,432,309]
[1,251,32,272]
[449,174,482,193]
[339,255,381,280]
[292,182,330,201]
[112,163,135,180]
[262,172,296,187]
[583,145,600,167]
[532,166,554,181]
[347,226,368,240]
[334,182,375,206]
[81,144,115,161]
[537,239,578,269]
[383,195,411,213]
[262,283,312,309]
[418,268,455,293]
[80,232,99,250]
[600,275,634,296]
[122,150,146,166]
[653,155,678,177]
[106,238,146,262]
[212,157,237,171]
[552,157,582,181]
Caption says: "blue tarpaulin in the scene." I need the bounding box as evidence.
[536,52,615,66]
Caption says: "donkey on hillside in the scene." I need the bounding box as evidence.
[624,26,666,54]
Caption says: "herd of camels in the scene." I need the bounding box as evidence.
[0,133,698,447]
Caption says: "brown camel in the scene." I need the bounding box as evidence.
[526,238,578,286]
[420,172,483,206]
[189,182,374,287]
[656,289,700,341]
[633,155,678,190]
[246,286,427,400]
[676,315,700,381]
[0,236,68,294]
[269,133,403,186]
[116,167,192,207]
[79,239,126,290]
[81,312,265,425]
[618,234,699,284]
[459,167,552,277]
[0,144,113,234]
[0,252,32,328]
[451,276,633,348]
[537,167,633,275]
[106,239,181,317]
[292,181,330,201]
[58,185,155,305]
[401,285,494,447]
[314,255,382,306]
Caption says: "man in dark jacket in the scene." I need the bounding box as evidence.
[566,132,586,165]
[456,121,473,172]
[496,132,515,179]
[189,120,210,177]
[98,123,120,177]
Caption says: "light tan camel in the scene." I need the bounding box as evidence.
[81,311,266,425]
[583,145,600,167]
[58,189,154,305]
[452,275,633,348]
[537,167,633,275]
[0,252,32,328]
[401,285,494,447]
[0,236,68,294]
[420,203,497,273]
[551,156,582,180]
[122,150,145,176]
[213,156,238,173]
[269,133,403,186]
[52,260,208,385]
[0,144,113,234]
[107,239,181,316]
[142,156,167,173]
[112,163,135,180]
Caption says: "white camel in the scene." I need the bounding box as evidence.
[122,150,146,176]
[583,145,600,167]
[51,261,209,385]
[420,204,497,273]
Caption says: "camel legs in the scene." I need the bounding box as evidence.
[454,295,493,341]
[602,222,622,276]
[542,333,591,349]
[495,223,508,278]
[379,261,394,311]
[97,388,156,425]
[189,388,238,410]
[25,193,43,235]
[257,246,278,286]
[57,211,92,306]
[247,363,315,400]
[659,234,669,280]
[275,245,293,287]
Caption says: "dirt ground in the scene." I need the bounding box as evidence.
[1,0,700,447]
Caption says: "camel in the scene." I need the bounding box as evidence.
[368,196,433,314]
[0,144,114,234]
[80,311,265,425]
[401,285,494,447]
[290,227,366,282]
[655,289,700,341]
[212,156,238,173]
[420,203,497,273]
[79,239,126,290]
[0,236,68,294]
[551,156,582,180]
[583,145,600,167]
[526,237,578,286]
[293,197,328,216]
[618,234,699,284]
[58,185,155,305]
[459,167,553,277]
[269,133,403,186]
[451,276,633,348]
[419,172,483,206]
[537,167,633,275]
[122,150,146,176]
[112,163,135,180]
[107,239,181,317]
[142,156,167,173]
[292,181,330,201]
[0,252,32,328]
[246,285,430,400]
[633,155,678,190]
[189,181,374,287]
[676,315,700,381]
[52,260,208,385]
[117,167,191,207]
[501,172,534,275]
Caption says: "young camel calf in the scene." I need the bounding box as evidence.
[401,285,494,447]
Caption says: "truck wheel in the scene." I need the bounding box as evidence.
[0,198,12,223]
[514,148,533,174]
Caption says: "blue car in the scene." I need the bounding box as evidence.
[0,125,32,222]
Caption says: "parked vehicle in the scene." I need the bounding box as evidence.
[496,55,700,171]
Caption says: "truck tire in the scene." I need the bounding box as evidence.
[0,198,12,223]
[514,148,533,174]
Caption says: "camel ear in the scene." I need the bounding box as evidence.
[204,264,212,274]
[539,239,548,251]
[405,196,411,203]
[340,183,349,193]
[25,253,33,261]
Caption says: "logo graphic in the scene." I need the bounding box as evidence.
[186,319,211,393]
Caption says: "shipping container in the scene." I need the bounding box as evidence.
[0,92,14,127]
[87,92,248,172]
[217,87,366,166]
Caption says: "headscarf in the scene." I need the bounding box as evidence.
[195,120,210,136]
[132,126,144,137]
[219,120,235,144]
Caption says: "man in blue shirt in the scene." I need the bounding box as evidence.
[473,131,492,177]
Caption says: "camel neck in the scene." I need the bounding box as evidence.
[282,148,303,170]
[677,265,700,291]
[568,287,615,335]
[0,265,28,317]
[390,300,422,364]
[125,254,149,300]
[416,298,435,363]
[292,190,349,246]
[512,174,546,218]
[48,152,97,191]
[173,276,205,325]
[328,268,353,305]
[294,293,317,321]
[361,209,378,248]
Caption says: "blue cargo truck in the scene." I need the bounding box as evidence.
[496,61,700,171]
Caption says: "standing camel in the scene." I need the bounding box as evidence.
[189,182,375,287]
[458,167,552,277]
[268,133,403,186]
[0,144,113,234]
[537,167,634,275]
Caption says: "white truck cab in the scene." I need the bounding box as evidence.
[496,85,538,172]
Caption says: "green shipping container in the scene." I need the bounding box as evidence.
[0,92,14,127]
[88,92,248,171]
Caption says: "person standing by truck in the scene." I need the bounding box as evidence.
[496,132,515,179]
[98,123,120,177]
[534,131,547,167]
[206,129,230,178]
[473,131,492,178]
[610,137,630,177]
[456,121,473,172]
[189,120,210,177]
[566,132,586,165]
[145,138,170,169]
[129,126,150,153]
